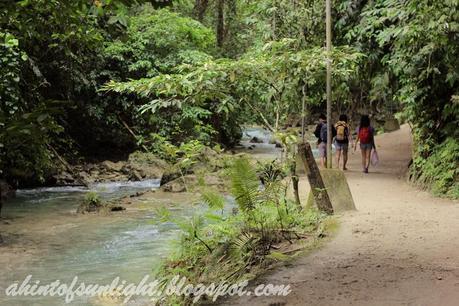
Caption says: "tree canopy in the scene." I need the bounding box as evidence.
[0,0,457,195]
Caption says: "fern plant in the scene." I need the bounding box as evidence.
[228,158,261,213]
[154,156,325,304]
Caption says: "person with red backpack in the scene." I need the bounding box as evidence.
[353,115,375,173]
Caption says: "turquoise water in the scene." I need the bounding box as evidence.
[0,181,185,305]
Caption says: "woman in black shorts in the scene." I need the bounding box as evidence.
[353,115,375,173]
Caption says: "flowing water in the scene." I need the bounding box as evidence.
[0,180,189,305]
[241,126,324,158]
[0,127,321,305]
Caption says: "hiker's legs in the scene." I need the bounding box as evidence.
[335,149,342,169]
[360,149,366,170]
[343,146,349,170]
[319,143,326,168]
[365,148,372,170]
[360,144,372,172]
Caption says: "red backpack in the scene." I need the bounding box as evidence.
[359,127,372,144]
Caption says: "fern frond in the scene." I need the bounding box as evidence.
[201,188,225,210]
[229,158,261,212]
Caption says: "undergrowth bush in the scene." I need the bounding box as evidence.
[411,137,459,199]
[154,157,325,304]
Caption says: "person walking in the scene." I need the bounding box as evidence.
[354,115,375,173]
[314,114,327,167]
[334,114,352,170]
[314,114,336,168]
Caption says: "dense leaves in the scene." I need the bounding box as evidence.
[104,40,362,133]
[0,0,457,196]
[336,0,459,197]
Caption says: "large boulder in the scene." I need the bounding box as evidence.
[129,170,143,181]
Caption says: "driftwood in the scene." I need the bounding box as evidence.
[298,142,333,214]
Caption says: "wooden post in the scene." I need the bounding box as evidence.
[298,142,333,214]
[290,159,301,208]
[325,0,333,168]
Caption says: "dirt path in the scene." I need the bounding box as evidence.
[227,125,459,306]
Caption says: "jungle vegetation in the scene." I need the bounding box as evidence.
[0,0,457,197]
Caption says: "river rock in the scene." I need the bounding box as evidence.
[160,168,181,186]
[77,200,103,214]
[53,171,75,185]
[101,160,125,172]
[160,177,189,192]
[77,171,94,184]
[160,174,225,193]
[127,152,168,179]
[250,136,263,143]
[110,206,126,212]
[129,170,143,181]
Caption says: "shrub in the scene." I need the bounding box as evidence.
[411,137,459,199]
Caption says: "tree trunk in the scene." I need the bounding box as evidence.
[193,0,209,21]
[216,0,225,47]
[298,142,333,214]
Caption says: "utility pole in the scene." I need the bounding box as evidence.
[325,0,332,168]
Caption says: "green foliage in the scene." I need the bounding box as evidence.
[256,159,286,186]
[0,1,106,184]
[0,31,64,183]
[336,0,459,198]
[155,157,325,303]
[85,191,102,207]
[104,39,362,134]
[0,0,456,199]
[104,6,215,78]
[77,191,105,213]
[411,138,459,199]
[228,158,261,212]
[0,32,27,115]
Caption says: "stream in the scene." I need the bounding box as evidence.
[0,127,322,305]
[0,180,182,305]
